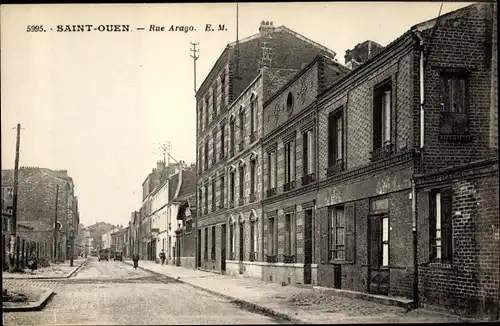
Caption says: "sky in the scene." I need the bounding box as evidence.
[1,2,474,228]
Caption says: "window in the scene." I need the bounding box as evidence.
[442,74,466,113]
[267,150,276,189]
[239,165,245,204]
[211,180,216,212]
[204,185,208,212]
[440,73,469,137]
[328,109,344,168]
[3,187,13,199]
[382,215,389,267]
[212,130,217,164]
[373,80,392,150]
[268,217,275,255]
[250,95,257,135]
[212,87,217,117]
[250,220,256,253]
[430,188,453,263]
[204,228,208,259]
[230,171,235,204]
[220,123,225,158]
[205,95,209,126]
[239,108,245,149]
[186,220,193,233]
[219,176,225,208]
[211,226,216,260]
[204,141,209,170]
[329,206,345,260]
[199,103,204,132]
[284,139,295,185]
[220,74,226,108]
[286,92,294,113]
[285,213,293,255]
[250,160,256,196]
[198,188,203,215]
[302,130,313,176]
[229,223,234,256]
[230,118,235,155]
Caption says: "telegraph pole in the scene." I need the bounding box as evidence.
[53,184,59,262]
[190,42,199,93]
[8,124,21,272]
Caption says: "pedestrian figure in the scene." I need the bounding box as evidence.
[159,249,166,266]
[132,253,139,269]
[27,252,38,275]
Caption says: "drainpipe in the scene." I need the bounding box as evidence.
[411,30,425,309]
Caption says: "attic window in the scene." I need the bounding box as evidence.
[286,92,294,115]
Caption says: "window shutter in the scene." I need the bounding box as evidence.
[345,202,356,263]
[373,89,383,149]
[319,207,329,263]
[440,188,453,262]
[328,114,335,167]
[429,191,437,261]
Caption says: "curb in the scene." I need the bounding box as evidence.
[122,261,303,324]
[3,288,54,312]
[3,259,88,280]
[67,259,89,278]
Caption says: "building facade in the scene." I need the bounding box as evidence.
[175,193,197,269]
[1,167,80,262]
[261,55,349,286]
[196,20,341,275]
[311,2,498,319]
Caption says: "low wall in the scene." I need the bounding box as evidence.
[226,260,264,279]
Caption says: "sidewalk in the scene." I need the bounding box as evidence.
[3,258,87,279]
[125,260,473,324]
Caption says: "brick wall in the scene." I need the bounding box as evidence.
[317,50,413,175]
[420,3,495,172]
[417,163,499,318]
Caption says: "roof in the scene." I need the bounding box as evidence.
[2,167,74,186]
[319,2,482,100]
[176,170,196,199]
[197,23,337,97]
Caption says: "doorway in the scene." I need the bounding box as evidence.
[221,224,227,273]
[368,214,390,295]
[238,223,244,274]
[303,209,313,285]
[196,229,201,268]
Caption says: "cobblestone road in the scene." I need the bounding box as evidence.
[3,258,284,325]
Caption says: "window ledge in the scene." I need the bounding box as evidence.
[438,134,472,142]
[322,260,354,265]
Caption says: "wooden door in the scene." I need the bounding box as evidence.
[368,215,390,295]
[303,209,313,284]
[221,224,227,272]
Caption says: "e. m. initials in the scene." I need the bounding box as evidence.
[205,24,227,32]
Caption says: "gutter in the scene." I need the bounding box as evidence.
[410,30,425,309]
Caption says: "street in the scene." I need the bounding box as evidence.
[3,258,284,325]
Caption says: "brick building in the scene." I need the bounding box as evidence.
[196,20,341,274]
[1,167,80,262]
[175,193,197,269]
[261,55,349,285]
[311,2,497,319]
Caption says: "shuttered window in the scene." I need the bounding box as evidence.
[268,217,275,255]
[328,109,344,167]
[373,80,392,149]
[430,188,453,263]
[325,203,356,263]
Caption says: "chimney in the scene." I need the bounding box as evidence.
[259,21,275,69]
[344,40,384,69]
[157,160,165,170]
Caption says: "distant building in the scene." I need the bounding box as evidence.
[1,167,80,261]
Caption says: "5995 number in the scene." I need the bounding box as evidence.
[26,25,46,32]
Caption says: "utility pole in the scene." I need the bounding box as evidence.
[8,124,21,272]
[190,42,199,94]
[53,184,59,262]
